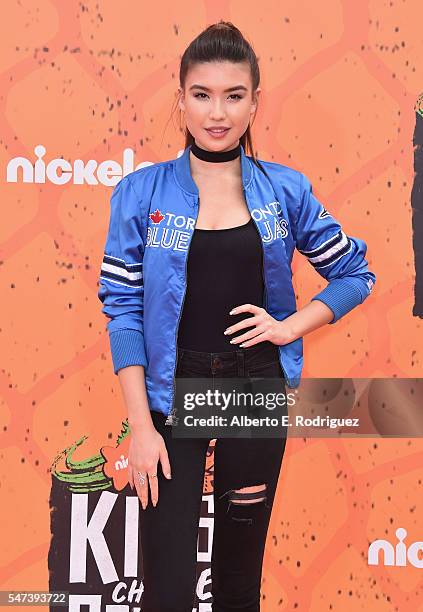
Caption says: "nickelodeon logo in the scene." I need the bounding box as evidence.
[114,455,129,471]
[368,527,423,568]
[5,144,167,186]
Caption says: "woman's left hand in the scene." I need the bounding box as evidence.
[224,304,295,348]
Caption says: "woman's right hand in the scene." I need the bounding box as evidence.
[127,425,172,509]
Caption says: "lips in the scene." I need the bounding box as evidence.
[206,128,230,133]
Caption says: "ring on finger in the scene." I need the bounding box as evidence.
[137,471,147,485]
[137,472,158,485]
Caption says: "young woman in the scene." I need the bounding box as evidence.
[98,21,376,612]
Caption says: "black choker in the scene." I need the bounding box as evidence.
[190,140,241,163]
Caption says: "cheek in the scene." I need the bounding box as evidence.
[185,108,207,132]
[185,103,206,123]
[228,101,251,118]
[227,108,252,130]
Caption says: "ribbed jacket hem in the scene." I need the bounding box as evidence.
[311,277,367,324]
[109,329,148,374]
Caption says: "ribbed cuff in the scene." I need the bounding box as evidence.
[311,277,366,324]
[109,329,148,374]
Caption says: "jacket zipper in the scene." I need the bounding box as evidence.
[250,207,288,384]
[165,197,199,426]
[166,193,289,426]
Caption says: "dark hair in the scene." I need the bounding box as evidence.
[172,21,261,165]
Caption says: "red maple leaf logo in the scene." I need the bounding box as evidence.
[149,209,164,224]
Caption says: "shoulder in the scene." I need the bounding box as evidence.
[249,155,308,193]
[116,155,176,199]
[252,156,302,181]
[249,156,309,211]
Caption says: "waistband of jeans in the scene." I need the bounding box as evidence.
[177,341,279,365]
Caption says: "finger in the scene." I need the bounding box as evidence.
[134,471,149,509]
[128,465,134,490]
[229,303,262,316]
[239,330,270,348]
[231,325,266,344]
[148,471,159,507]
[224,315,260,336]
[159,446,172,480]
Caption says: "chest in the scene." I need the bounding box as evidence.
[194,177,250,229]
[142,174,294,260]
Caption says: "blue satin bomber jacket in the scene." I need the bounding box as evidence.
[98,144,376,425]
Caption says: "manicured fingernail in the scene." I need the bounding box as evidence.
[229,309,236,314]
[166,473,172,479]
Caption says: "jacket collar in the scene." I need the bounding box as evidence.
[174,142,253,196]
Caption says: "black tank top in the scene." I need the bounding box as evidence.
[177,217,267,352]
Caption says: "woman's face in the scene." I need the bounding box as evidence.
[178,60,260,152]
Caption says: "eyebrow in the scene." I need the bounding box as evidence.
[189,84,248,93]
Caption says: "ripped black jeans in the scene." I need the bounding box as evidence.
[139,342,288,612]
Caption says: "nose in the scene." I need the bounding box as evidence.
[209,101,226,119]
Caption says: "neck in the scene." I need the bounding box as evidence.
[189,140,242,179]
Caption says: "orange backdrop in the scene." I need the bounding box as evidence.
[1,1,422,610]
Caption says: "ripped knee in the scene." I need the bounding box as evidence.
[220,484,269,524]
[228,483,267,504]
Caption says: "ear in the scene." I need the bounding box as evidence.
[251,87,261,114]
[178,87,185,112]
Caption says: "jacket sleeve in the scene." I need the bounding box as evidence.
[97,175,147,373]
[295,172,376,324]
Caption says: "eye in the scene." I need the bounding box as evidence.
[193,92,243,100]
